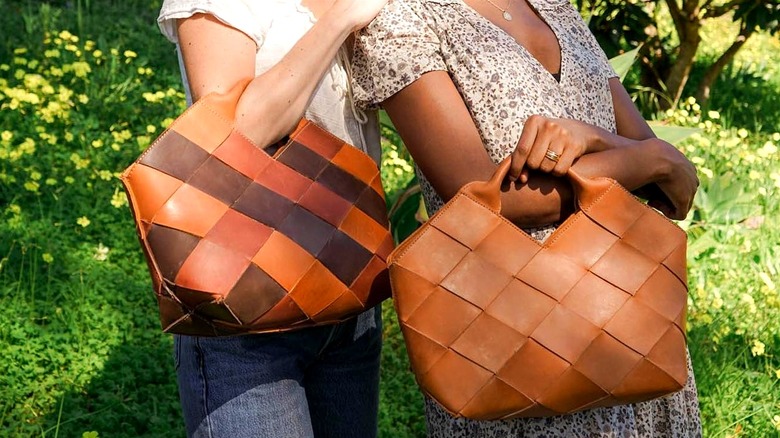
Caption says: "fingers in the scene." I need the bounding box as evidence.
[509,119,539,181]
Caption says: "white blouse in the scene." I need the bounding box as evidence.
[158,0,381,163]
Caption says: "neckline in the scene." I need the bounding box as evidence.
[458,0,566,85]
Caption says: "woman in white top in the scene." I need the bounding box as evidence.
[156,1,387,437]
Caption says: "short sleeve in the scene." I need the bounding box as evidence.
[351,0,447,110]
[158,0,267,48]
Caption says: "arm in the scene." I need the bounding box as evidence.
[383,73,698,226]
[176,0,386,147]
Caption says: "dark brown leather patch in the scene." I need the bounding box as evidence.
[318,163,366,203]
[277,141,329,181]
[146,224,201,280]
[278,205,336,256]
[233,183,295,229]
[188,156,253,204]
[140,131,210,181]
[355,186,390,226]
[318,230,373,286]
[224,264,287,324]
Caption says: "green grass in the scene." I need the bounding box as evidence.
[1,1,780,437]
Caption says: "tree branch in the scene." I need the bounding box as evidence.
[705,0,752,19]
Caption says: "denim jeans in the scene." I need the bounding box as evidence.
[174,307,382,438]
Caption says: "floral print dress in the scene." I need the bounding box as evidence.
[352,0,702,436]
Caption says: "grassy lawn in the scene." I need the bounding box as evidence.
[1,1,778,437]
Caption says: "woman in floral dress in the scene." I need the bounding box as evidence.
[352,0,702,436]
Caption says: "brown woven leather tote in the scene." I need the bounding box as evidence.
[388,159,688,420]
[121,80,392,336]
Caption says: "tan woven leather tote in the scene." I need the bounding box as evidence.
[388,159,688,420]
[121,80,392,336]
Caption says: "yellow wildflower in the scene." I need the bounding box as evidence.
[1,131,12,142]
[146,125,156,134]
[24,181,39,192]
[78,94,89,104]
[64,132,74,142]
[110,189,128,208]
[123,50,138,58]
[44,49,60,58]
[750,340,765,357]
[42,253,54,264]
[70,61,91,78]
[91,139,104,148]
[76,216,91,227]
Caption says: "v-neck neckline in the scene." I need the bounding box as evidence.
[459,0,567,86]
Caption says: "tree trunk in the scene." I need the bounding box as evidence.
[661,0,702,109]
[694,24,754,106]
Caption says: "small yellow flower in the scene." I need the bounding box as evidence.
[750,339,765,357]
[64,132,74,142]
[64,176,75,184]
[775,369,780,379]
[76,216,91,227]
[123,50,138,58]
[30,171,42,181]
[748,170,761,180]
[78,94,89,104]
[58,30,74,41]
[91,139,104,148]
[44,49,61,58]
[13,47,28,55]
[24,181,39,192]
[146,124,156,134]
[707,110,720,120]
[1,131,12,142]
[42,253,54,264]
[93,243,109,261]
[93,49,103,58]
[772,415,780,431]
[160,117,175,128]
[110,189,128,208]
[110,48,119,56]
[45,178,57,186]
[8,204,21,215]
[70,61,91,78]
[737,128,749,139]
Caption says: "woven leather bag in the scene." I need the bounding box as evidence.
[388,159,689,420]
[120,80,393,336]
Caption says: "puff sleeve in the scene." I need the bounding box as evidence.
[158,0,267,48]
[351,0,447,110]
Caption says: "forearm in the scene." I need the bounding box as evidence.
[500,138,668,227]
[235,11,355,146]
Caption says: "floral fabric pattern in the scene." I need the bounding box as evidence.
[353,0,702,436]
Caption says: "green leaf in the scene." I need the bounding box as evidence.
[609,46,641,82]
[648,123,701,145]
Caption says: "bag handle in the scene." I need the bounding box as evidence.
[461,158,616,213]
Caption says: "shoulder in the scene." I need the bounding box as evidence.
[158,0,271,46]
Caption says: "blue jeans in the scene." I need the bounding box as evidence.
[174,307,382,438]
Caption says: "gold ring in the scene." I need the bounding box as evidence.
[544,149,561,163]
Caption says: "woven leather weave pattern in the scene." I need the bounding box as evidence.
[121,82,392,336]
[388,160,688,420]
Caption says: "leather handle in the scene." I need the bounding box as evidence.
[462,158,616,213]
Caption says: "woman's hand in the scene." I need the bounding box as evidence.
[648,140,699,220]
[329,0,388,31]
[508,115,610,182]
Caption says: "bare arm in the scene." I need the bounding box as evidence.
[383,73,697,226]
[176,0,387,147]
